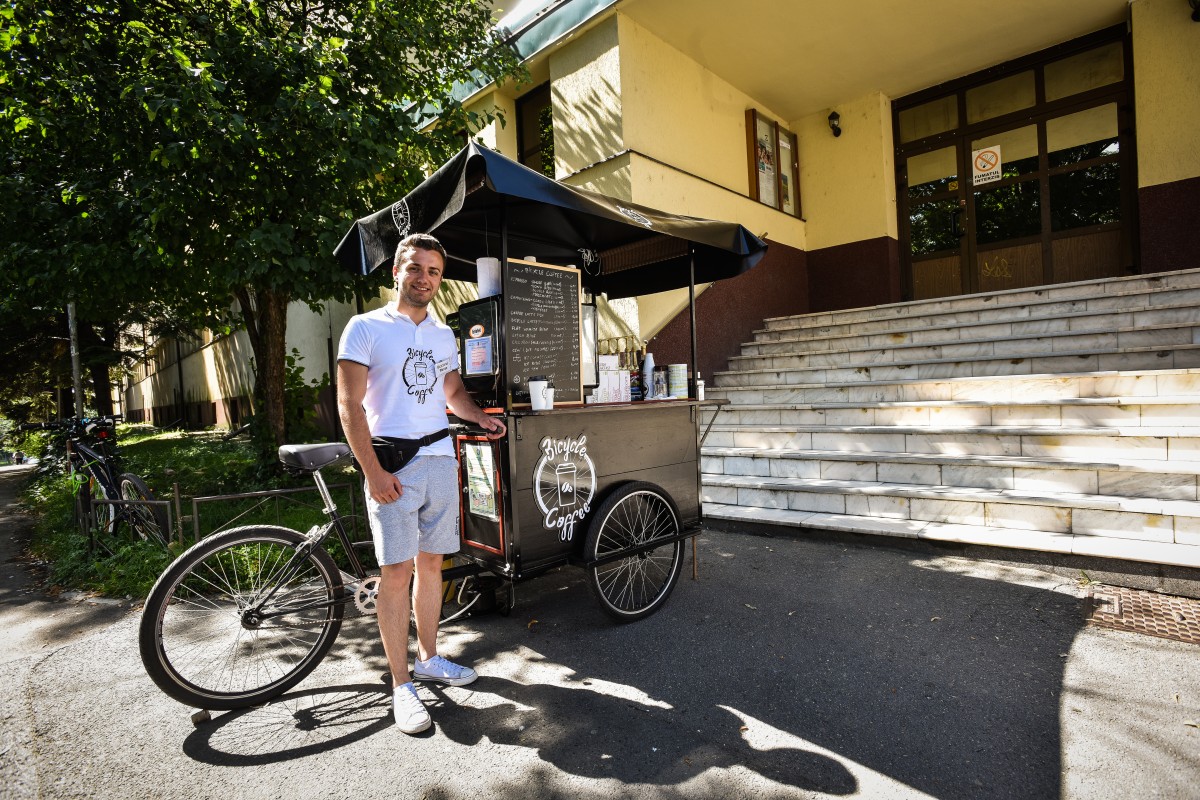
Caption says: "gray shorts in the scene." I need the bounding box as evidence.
[366,455,460,566]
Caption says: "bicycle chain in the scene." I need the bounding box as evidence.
[241,578,383,627]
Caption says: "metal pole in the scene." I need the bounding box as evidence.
[327,303,341,440]
[688,247,698,396]
[67,302,84,417]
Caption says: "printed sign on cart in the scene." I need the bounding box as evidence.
[533,434,597,542]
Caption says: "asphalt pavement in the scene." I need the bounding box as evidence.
[1,462,1197,800]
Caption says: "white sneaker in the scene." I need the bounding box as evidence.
[413,654,478,687]
[392,681,431,734]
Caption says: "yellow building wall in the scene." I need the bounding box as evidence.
[465,89,519,157]
[546,13,812,339]
[549,16,625,180]
[795,91,898,251]
[1131,0,1200,187]
[616,13,804,251]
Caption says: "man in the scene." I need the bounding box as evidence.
[337,232,506,734]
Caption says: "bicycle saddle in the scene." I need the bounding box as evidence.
[277,443,352,472]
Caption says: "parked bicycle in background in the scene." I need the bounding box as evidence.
[21,416,170,554]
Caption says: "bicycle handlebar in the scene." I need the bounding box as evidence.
[18,416,123,436]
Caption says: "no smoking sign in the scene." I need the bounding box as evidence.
[972,145,1002,185]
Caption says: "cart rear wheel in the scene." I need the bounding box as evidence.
[583,482,683,622]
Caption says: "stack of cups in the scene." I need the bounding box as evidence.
[477,257,501,297]
[668,364,688,398]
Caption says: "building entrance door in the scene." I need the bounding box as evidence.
[897,28,1135,301]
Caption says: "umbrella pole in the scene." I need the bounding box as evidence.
[500,195,509,268]
[688,246,701,582]
[689,246,698,395]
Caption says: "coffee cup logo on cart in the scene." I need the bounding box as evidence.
[533,434,596,542]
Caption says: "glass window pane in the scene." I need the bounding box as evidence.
[754,115,778,208]
[971,125,1039,179]
[1050,164,1121,231]
[966,71,1035,124]
[974,180,1041,244]
[907,146,957,199]
[910,199,961,255]
[779,131,798,216]
[1047,104,1118,168]
[1045,42,1124,102]
[899,95,958,143]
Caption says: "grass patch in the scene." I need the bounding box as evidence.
[21,427,366,598]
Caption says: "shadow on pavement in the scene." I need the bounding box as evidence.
[441,536,1086,798]
[161,529,1086,799]
[180,682,393,766]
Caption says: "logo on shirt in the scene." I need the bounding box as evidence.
[403,347,438,403]
[533,434,597,542]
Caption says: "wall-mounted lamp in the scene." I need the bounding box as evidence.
[828,111,842,137]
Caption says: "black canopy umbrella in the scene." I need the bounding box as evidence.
[334,142,767,298]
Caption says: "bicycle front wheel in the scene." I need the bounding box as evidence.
[139,525,344,710]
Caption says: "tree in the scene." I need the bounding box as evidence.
[1,0,524,447]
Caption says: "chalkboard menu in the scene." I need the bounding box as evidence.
[504,259,582,405]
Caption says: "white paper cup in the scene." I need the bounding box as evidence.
[529,379,552,410]
[477,257,501,297]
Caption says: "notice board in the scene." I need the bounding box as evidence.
[504,259,582,405]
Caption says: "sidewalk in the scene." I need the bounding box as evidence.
[0,462,1197,799]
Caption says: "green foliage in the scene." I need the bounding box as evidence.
[248,347,331,466]
[22,425,360,597]
[283,349,330,445]
[1,0,527,441]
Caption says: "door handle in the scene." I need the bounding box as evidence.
[950,206,966,239]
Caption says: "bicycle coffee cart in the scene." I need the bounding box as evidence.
[139,144,765,713]
[336,143,766,620]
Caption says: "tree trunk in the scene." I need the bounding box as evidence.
[79,322,117,417]
[236,287,289,449]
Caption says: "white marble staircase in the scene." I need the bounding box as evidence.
[701,268,1200,570]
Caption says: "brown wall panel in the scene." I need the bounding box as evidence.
[649,238,807,382]
[976,242,1043,293]
[807,237,901,312]
[1052,230,1123,284]
[1139,176,1200,274]
[912,256,963,300]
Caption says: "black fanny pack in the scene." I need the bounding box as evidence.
[357,429,449,474]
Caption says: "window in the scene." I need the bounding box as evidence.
[517,83,555,177]
[745,109,801,217]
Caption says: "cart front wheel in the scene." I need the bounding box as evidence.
[584,482,683,622]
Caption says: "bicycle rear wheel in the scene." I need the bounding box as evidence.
[584,482,684,622]
[117,473,169,549]
[138,525,344,710]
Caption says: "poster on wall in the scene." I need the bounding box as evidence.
[755,115,778,208]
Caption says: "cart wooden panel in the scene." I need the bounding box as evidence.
[454,402,700,579]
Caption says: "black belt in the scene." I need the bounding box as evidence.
[378,428,450,450]
[359,429,450,474]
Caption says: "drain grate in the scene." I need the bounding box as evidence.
[1086,587,1200,646]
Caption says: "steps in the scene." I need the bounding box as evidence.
[701,268,1200,570]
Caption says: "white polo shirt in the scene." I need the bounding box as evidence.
[337,305,458,457]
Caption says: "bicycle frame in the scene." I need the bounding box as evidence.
[246,466,368,621]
